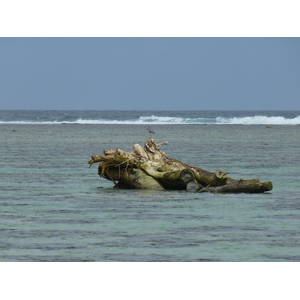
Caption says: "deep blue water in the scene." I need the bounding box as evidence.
[1,109,300,124]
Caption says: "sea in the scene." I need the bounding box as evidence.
[1,110,300,262]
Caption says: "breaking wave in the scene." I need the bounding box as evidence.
[216,115,300,125]
[1,115,300,125]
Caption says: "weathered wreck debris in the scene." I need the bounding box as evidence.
[88,139,273,193]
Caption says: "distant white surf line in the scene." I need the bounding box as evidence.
[1,115,300,125]
[0,115,213,125]
[216,115,300,125]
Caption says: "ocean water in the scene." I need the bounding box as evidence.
[1,110,300,262]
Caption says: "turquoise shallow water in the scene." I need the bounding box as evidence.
[1,120,300,261]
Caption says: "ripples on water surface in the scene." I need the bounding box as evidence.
[1,123,300,262]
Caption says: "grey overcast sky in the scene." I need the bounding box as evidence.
[1,37,299,110]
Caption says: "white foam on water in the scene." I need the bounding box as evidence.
[1,115,300,125]
[216,115,300,125]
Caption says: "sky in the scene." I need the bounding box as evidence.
[1,37,300,110]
